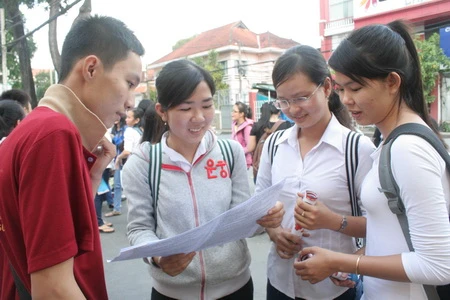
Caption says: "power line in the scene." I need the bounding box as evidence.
[5,0,83,49]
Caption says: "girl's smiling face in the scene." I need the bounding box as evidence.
[276,72,330,130]
[157,80,215,155]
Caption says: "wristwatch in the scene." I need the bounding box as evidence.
[337,215,348,232]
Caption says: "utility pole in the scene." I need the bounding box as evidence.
[238,42,242,101]
[0,8,7,92]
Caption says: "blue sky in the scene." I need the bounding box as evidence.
[23,0,320,69]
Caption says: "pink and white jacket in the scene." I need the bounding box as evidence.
[231,118,254,168]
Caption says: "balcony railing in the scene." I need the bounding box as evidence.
[324,17,354,36]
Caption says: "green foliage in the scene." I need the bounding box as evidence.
[172,35,197,51]
[2,1,38,87]
[415,33,450,104]
[441,121,450,132]
[191,50,228,90]
[34,71,52,100]
[191,50,228,108]
[148,89,157,101]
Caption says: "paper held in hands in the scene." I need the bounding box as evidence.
[108,179,286,262]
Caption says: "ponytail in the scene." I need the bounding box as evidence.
[141,102,165,144]
[387,21,441,139]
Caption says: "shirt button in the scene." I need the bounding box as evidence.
[88,157,94,163]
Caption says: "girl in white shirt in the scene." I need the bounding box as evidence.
[256,45,375,300]
[294,20,450,300]
[106,107,144,217]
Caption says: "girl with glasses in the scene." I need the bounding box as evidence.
[294,20,450,300]
[256,45,375,300]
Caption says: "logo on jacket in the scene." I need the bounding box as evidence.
[205,159,229,179]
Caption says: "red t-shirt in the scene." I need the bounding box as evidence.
[0,107,108,299]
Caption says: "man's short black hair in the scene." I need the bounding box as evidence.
[59,15,145,82]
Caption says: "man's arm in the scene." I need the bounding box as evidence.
[31,258,86,300]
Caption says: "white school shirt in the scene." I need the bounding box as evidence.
[123,126,142,153]
[361,134,450,300]
[255,115,375,300]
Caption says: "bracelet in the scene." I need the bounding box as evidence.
[355,254,364,275]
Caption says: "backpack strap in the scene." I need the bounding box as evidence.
[345,131,362,218]
[217,139,234,176]
[148,143,162,227]
[345,131,364,248]
[267,129,286,165]
[378,123,450,300]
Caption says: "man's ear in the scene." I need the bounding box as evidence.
[82,55,102,80]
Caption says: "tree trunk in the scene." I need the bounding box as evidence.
[49,0,61,77]
[72,0,92,27]
[49,0,91,79]
[4,0,37,107]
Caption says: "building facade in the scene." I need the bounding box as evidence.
[144,21,299,130]
[319,0,450,125]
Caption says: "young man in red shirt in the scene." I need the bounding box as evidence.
[0,16,144,299]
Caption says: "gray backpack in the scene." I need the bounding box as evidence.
[378,123,450,300]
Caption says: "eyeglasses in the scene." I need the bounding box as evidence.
[274,83,323,109]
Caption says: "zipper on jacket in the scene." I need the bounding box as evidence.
[186,172,206,300]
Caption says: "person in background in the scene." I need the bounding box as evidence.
[247,102,292,181]
[248,102,291,152]
[231,101,254,169]
[138,99,152,131]
[123,59,284,300]
[255,45,375,300]
[0,100,25,144]
[0,16,144,299]
[0,89,32,115]
[111,115,126,206]
[95,132,115,233]
[106,107,144,217]
[294,20,450,299]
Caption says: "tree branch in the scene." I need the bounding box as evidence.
[6,0,83,48]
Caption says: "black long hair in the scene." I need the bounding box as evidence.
[254,102,279,134]
[141,101,164,144]
[328,20,440,140]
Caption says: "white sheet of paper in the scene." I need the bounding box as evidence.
[108,179,285,262]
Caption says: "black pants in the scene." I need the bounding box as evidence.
[151,278,254,300]
[266,279,356,300]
